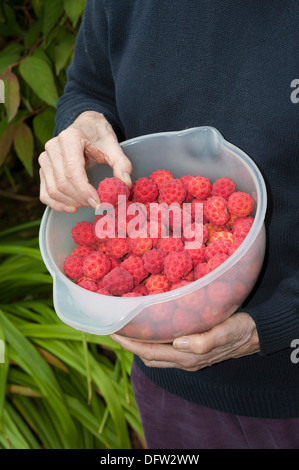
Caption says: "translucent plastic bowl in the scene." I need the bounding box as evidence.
[39,127,267,342]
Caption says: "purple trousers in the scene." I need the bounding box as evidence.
[131,360,299,449]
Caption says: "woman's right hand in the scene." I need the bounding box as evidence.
[38,111,132,212]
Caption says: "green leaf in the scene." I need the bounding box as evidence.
[64,0,86,26]
[13,122,34,176]
[33,108,55,145]
[19,56,58,108]
[43,0,65,39]
[0,55,19,75]
[1,71,20,122]
[0,124,16,166]
[55,35,75,75]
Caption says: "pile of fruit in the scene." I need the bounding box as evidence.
[63,170,255,298]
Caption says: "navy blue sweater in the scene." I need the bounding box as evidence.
[55,0,299,418]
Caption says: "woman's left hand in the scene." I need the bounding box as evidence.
[111,312,260,372]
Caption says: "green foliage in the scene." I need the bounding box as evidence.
[0,221,144,449]
[0,0,83,178]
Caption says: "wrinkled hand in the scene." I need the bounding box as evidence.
[111,312,260,372]
[39,111,132,212]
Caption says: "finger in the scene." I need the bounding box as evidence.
[111,334,176,361]
[39,152,82,207]
[58,128,101,205]
[44,143,86,206]
[85,138,133,187]
[173,320,234,354]
[39,169,77,213]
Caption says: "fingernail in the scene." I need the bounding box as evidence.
[88,197,101,209]
[63,206,77,213]
[173,337,190,350]
[122,172,132,187]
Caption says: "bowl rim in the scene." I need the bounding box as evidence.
[39,126,267,315]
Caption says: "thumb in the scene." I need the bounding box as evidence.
[84,138,133,188]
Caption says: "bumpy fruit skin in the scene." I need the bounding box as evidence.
[182,222,209,245]
[142,248,166,274]
[72,245,95,258]
[194,262,209,280]
[63,255,84,280]
[145,274,171,293]
[83,251,111,280]
[149,169,174,189]
[164,251,193,283]
[106,237,129,259]
[204,239,232,261]
[121,254,149,285]
[103,267,134,296]
[204,196,230,226]
[97,177,130,206]
[76,278,98,292]
[132,177,159,203]
[157,236,184,253]
[72,221,96,246]
[188,175,212,199]
[207,252,229,272]
[184,244,206,266]
[212,176,235,200]
[227,191,254,217]
[129,236,153,256]
[180,175,195,202]
[158,179,186,205]
[208,230,234,244]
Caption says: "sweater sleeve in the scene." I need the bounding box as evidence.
[53,0,123,139]
[245,270,299,356]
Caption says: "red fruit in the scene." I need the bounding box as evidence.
[184,244,206,266]
[124,202,147,236]
[97,177,130,206]
[107,255,122,269]
[228,238,244,256]
[204,196,230,226]
[103,267,134,296]
[72,221,96,246]
[208,230,234,244]
[180,175,195,202]
[172,307,202,336]
[121,254,149,285]
[227,191,254,217]
[164,251,193,283]
[63,255,84,280]
[147,218,168,246]
[205,223,230,239]
[182,222,209,246]
[212,176,235,200]
[188,175,212,199]
[149,169,174,189]
[72,245,95,258]
[145,274,171,293]
[204,239,232,261]
[189,198,206,223]
[76,278,98,292]
[129,236,153,256]
[142,248,166,274]
[132,284,148,296]
[97,287,113,296]
[132,177,159,203]
[194,262,209,280]
[170,279,192,290]
[168,205,191,237]
[158,179,186,206]
[207,280,233,305]
[207,252,229,272]
[232,222,252,240]
[157,236,184,253]
[148,301,172,323]
[106,237,129,259]
[94,212,116,241]
[83,251,111,280]
[232,216,254,231]
[122,292,142,297]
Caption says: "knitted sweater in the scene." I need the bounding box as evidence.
[54,0,299,418]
